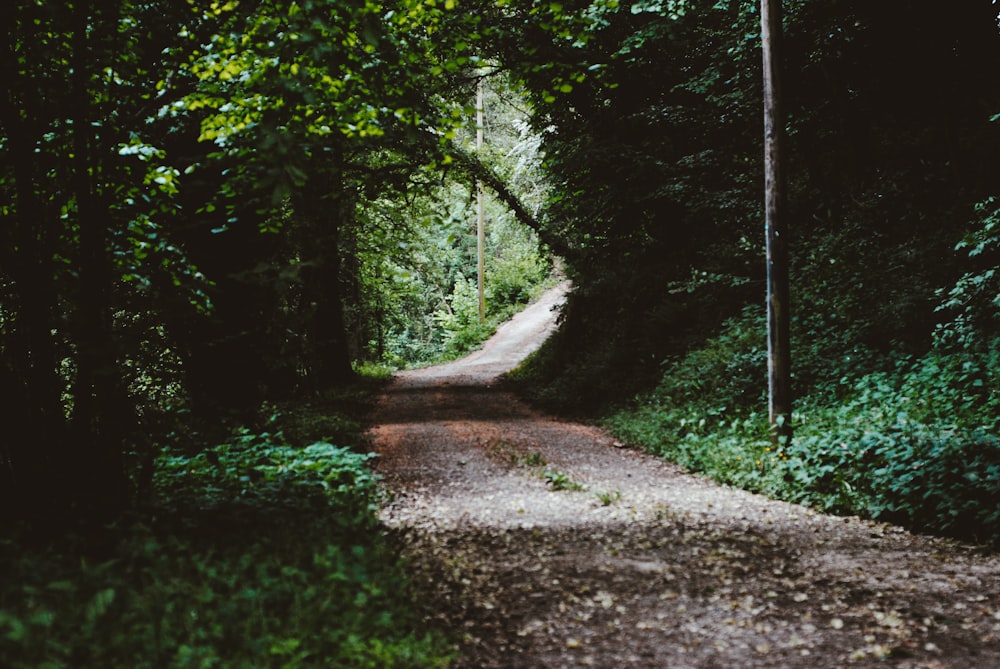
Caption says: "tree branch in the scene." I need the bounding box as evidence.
[447,144,569,257]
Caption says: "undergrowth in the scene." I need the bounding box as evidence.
[606,318,1000,547]
[0,397,453,668]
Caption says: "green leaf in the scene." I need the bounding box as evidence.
[0,612,27,642]
[85,588,117,623]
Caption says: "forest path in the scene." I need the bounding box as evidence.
[366,285,1000,669]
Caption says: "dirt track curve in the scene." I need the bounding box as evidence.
[367,284,1000,669]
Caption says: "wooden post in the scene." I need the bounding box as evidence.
[761,0,792,444]
[476,77,486,324]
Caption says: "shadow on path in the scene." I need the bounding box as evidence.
[367,284,1000,669]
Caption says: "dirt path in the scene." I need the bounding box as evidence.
[367,285,1000,668]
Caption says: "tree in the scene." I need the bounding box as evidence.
[475,0,1000,415]
[0,0,226,515]
[0,0,491,516]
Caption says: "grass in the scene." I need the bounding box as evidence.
[0,385,454,669]
[595,490,622,506]
[485,439,586,492]
[542,468,586,492]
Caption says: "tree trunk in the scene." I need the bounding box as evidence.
[301,162,355,390]
[0,29,70,517]
[66,0,132,514]
[761,0,793,444]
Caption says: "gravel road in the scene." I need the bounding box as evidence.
[367,284,1000,669]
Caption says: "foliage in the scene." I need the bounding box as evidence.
[351,74,555,368]
[0,0,552,514]
[501,0,1000,412]
[154,433,378,513]
[936,198,1000,349]
[353,180,553,366]
[433,277,495,354]
[3,0,999,611]
[594,489,622,506]
[607,323,1000,546]
[0,424,453,668]
[0,0,219,513]
[543,468,586,492]
[488,0,1000,548]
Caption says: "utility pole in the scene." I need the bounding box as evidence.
[476,77,486,324]
[761,0,792,445]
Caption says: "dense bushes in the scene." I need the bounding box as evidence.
[602,186,1000,546]
[0,422,452,668]
[607,329,1000,546]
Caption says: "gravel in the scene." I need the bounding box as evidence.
[367,285,1000,668]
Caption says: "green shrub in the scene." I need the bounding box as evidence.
[0,431,453,668]
[936,197,1000,348]
[607,321,1000,547]
[486,240,548,308]
[780,344,1000,543]
[650,306,767,413]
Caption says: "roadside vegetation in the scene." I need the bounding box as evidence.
[0,386,454,668]
[602,202,1000,546]
[604,316,1000,546]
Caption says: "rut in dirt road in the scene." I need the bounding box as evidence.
[367,285,1000,669]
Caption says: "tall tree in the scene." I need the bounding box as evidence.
[0,0,204,515]
[0,1,68,513]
